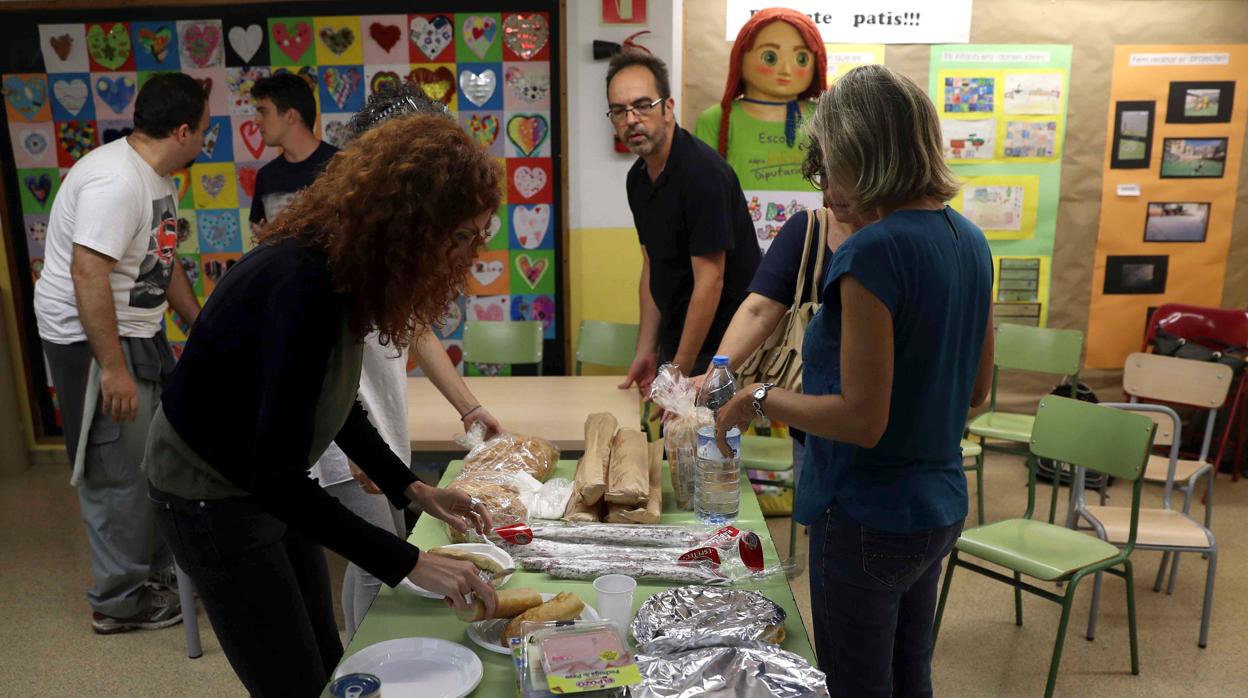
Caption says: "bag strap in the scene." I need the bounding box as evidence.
[809,208,828,303]
[791,207,817,307]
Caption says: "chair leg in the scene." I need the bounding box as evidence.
[1124,560,1140,675]
[975,452,985,526]
[175,563,202,659]
[1086,571,1103,641]
[1013,571,1023,627]
[1045,576,1082,698]
[788,512,797,562]
[1167,552,1181,595]
[1047,460,1061,524]
[1199,546,1217,648]
[1154,552,1170,593]
[932,550,958,644]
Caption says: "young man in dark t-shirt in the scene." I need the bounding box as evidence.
[249,74,337,235]
[607,51,760,394]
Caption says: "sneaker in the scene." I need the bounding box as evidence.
[91,589,183,635]
[146,566,179,594]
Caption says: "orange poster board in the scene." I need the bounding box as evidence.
[1085,46,1248,368]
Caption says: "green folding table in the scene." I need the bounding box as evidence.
[323,459,816,696]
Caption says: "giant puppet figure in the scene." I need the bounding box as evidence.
[695,8,827,253]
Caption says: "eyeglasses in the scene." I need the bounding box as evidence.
[606,97,664,122]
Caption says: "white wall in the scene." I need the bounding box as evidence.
[566,0,683,230]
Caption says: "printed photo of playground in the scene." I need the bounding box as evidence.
[1185,88,1221,117]
[1161,137,1228,178]
[1144,201,1210,242]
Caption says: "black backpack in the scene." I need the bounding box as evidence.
[1035,382,1113,488]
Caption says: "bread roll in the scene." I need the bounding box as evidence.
[429,546,503,575]
[605,428,648,505]
[456,588,543,622]
[500,591,585,646]
[574,413,616,505]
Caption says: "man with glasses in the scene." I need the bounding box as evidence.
[607,51,760,394]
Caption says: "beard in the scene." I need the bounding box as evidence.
[625,126,665,157]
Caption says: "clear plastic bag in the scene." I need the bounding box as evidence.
[648,364,699,510]
[457,422,561,482]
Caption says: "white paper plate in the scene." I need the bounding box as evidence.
[333,637,482,698]
[466,592,599,655]
[398,543,515,598]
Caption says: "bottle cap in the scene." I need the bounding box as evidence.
[712,355,729,367]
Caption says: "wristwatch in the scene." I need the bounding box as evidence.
[752,383,776,419]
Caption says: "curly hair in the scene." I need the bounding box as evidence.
[259,114,501,349]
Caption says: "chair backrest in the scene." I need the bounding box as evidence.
[1143,303,1248,351]
[463,321,543,365]
[1122,408,1175,446]
[576,320,639,373]
[1030,396,1156,482]
[1123,352,1233,408]
[994,324,1084,376]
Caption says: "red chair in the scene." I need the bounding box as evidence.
[1143,304,1248,481]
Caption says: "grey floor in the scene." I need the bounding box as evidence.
[1,451,1243,696]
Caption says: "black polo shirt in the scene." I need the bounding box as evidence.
[626,126,761,372]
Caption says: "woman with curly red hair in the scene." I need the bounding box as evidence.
[143,114,502,695]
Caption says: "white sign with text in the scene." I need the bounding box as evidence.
[724,0,973,44]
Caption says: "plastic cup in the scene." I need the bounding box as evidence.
[592,574,637,635]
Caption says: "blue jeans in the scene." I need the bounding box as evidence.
[809,503,962,697]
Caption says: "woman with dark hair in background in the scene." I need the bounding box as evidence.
[144,114,502,695]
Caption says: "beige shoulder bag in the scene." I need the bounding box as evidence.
[736,207,828,393]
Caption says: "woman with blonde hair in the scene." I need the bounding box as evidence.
[716,64,996,696]
[144,114,501,695]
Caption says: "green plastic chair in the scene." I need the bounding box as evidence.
[965,324,1083,526]
[935,396,1156,698]
[740,434,798,561]
[575,320,639,374]
[462,321,543,371]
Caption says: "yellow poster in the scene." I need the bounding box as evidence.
[1085,45,1248,368]
[825,44,884,82]
[948,174,1040,240]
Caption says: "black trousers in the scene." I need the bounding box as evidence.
[149,485,342,697]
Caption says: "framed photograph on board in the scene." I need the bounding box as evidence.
[1160,137,1228,179]
[1104,254,1169,295]
[1110,101,1154,169]
[1142,201,1210,243]
[1165,81,1236,124]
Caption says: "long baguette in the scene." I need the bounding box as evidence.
[574,413,616,505]
[500,591,585,646]
[455,588,543,622]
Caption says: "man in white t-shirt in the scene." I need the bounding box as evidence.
[33,73,206,634]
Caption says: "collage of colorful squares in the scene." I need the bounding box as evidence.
[2,12,558,375]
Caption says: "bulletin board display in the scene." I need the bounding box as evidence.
[0,2,562,439]
[1084,45,1247,368]
[929,44,1073,328]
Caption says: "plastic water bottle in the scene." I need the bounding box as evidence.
[695,355,740,524]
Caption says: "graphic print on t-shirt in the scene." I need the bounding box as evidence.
[130,194,177,308]
[261,191,297,222]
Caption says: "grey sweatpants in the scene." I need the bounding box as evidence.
[43,338,173,618]
[323,479,405,641]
